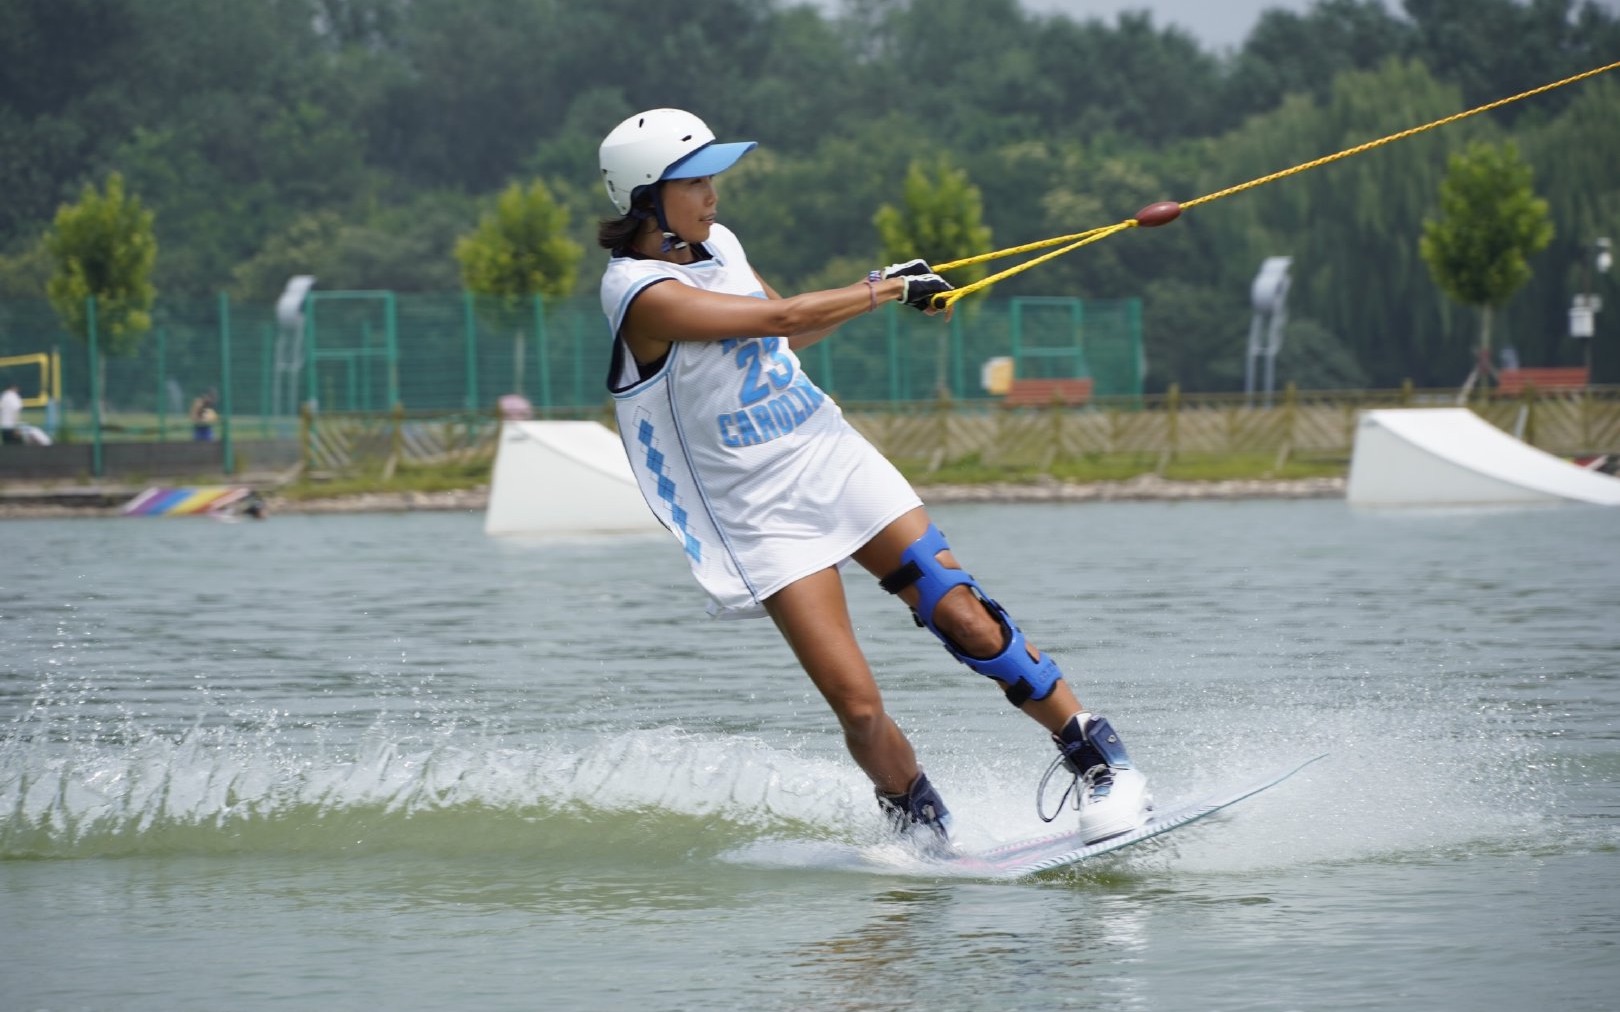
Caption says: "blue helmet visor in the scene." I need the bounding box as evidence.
[661,140,757,181]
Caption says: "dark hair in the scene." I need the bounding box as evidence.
[596,213,644,252]
[595,187,658,252]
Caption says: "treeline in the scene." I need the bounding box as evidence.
[1,0,1618,391]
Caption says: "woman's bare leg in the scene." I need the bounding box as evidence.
[763,566,919,795]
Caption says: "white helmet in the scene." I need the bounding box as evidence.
[599,108,756,214]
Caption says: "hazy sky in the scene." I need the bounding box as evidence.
[1020,0,1377,50]
[1009,0,1620,51]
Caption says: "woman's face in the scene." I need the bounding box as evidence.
[660,175,718,244]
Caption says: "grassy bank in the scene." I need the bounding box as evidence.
[271,451,1348,501]
[274,459,494,501]
[902,451,1347,485]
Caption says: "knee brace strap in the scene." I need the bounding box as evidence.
[880,524,1064,706]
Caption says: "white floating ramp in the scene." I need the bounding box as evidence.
[1347,408,1620,507]
[484,420,663,535]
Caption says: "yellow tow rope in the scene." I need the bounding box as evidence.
[930,58,1620,310]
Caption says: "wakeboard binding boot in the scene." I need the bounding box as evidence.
[876,771,952,848]
[1053,713,1151,843]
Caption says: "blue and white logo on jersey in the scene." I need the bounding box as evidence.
[636,416,701,563]
[716,337,826,448]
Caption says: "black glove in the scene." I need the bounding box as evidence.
[900,273,954,311]
[882,258,933,279]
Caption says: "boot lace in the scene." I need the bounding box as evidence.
[1037,756,1112,823]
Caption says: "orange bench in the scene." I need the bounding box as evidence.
[1002,377,1094,407]
[1497,367,1588,394]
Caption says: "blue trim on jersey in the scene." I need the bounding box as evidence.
[610,274,674,337]
[605,256,727,349]
[608,334,679,399]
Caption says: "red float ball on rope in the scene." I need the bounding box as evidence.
[1134,201,1182,227]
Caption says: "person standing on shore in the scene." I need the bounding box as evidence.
[595,108,1150,845]
[0,381,23,445]
[190,390,217,442]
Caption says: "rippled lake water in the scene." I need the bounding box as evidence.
[2,499,1616,1010]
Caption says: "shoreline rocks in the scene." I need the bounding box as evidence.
[917,474,1346,503]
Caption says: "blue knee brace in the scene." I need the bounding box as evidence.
[879,524,1064,706]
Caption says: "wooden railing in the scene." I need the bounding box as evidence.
[294,385,1620,478]
[299,404,502,477]
[841,384,1620,473]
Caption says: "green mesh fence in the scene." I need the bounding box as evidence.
[1080,298,1145,398]
[0,291,1144,440]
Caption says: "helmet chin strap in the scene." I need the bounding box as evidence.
[629,185,691,254]
[650,188,689,252]
[654,195,686,252]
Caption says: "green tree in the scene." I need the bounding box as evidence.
[1506,77,1620,380]
[0,241,52,300]
[721,114,937,291]
[7,0,1619,374]
[874,156,992,396]
[1197,59,1474,388]
[1225,0,1413,116]
[1021,141,1194,300]
[874,157,992,289]
[231,192,475,302]
[455,179,582,395]
[1403,0,1620,118]
[0,0,143,246]
[1419,140,1554,390]
[44,172,157,356]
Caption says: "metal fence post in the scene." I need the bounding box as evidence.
[885,303,899,404]
[1521,381,1538,447]
[462,291,479,410]
[156,325,167,441]
[1127,297,1144,401]
[391,401,405,477]
[88,295,102,477]
[533,293,550,410]
[384,291,400,409]
[572,314,584,406]
[305,295,319,409]
[299,401,313,474]
[1276,381,1297,470]
[1010,298,1023,377]
[949,311,964,399]
[1582,383,1592,449]
[219,291,235,474]
[1166,382,1180,463]
[261,323,273,439]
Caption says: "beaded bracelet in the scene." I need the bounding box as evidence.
[866,270,882,313]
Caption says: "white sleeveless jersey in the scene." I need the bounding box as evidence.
[600,224,920,618]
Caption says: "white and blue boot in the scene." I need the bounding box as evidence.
[876,771,953,848]
[1054,713,1151,842]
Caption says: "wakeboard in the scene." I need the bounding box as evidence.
[949,753,1326,878]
